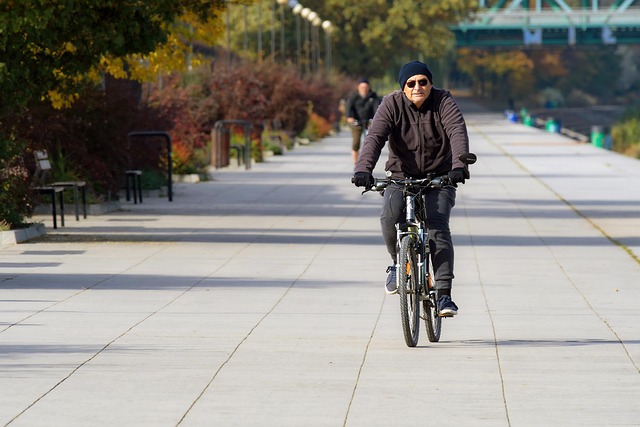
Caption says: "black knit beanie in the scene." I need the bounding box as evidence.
[398,60,433,89]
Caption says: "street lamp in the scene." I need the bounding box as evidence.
[308,13,320,73]
[276,0,287,62]
[226,1,231,68]
[243,4,249,55]
[300,8,311,74]
[322,20,332,73]
[270,2,277,62]
[257,1,263,63]
[292,4,303,72]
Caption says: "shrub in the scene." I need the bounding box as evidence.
[4,77,169,203]
[149,61,343,168]
[611,107,640,159]
[141,169,167,190]
[301,111,334,141]
[0,136,32,228]
[151,71,219,175]
[0,60,346,228]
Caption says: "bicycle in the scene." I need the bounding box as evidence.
[357,153,477,347]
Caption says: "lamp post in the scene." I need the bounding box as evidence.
[292,4,303,73]
[270,1,276,62]
[257,1,263,63]
[311,15,322,73]
[300,8,311,74]
[276,0,287,62]
[307,11,318,74]
[243,4,249,55]
[226,1,231,68]
[322,20,332,74]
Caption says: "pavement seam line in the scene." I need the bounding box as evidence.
[342,294,386,427]
[555,263,640,374]
[2,242,175,335]
[473,126,640,375]
[176,268,317,425]
[176,189,352,424]
[0,275,111,334]
[508,177,640,375]
[473,125,640,267]
[5,272,209,426]
[460,191,512,427]
[177,172,362,424]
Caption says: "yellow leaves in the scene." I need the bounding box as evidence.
[44,68,85,109]
[46,90,79,109]
[93,8,225,84]
[96,32,202,83]
[63,41,76,53]
[99,57,128,80]
[457,48,533,77]
[456,47,535,98]
[179,11,225,46]
[20,3,228,111]
[535,51,567,78]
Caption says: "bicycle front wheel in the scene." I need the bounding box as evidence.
[398,235,421,347]
[423,256,442,342]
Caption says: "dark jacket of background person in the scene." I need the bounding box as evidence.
[346,90,381,123]
[356,88,469,179]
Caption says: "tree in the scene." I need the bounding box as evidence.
[456,48,534,101]
[301,0,477,78]
[215,0,477,79]
[0,0,228,228]
[0,0,226,114]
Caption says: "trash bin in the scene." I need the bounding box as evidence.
[545,118,561,133]
[523,115,535,127]
[591,125,605,147]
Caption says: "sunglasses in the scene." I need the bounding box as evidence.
[405,79,429,89]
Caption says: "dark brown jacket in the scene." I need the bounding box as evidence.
[355,88,469,179]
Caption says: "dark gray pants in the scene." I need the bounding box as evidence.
[380,184,456,290]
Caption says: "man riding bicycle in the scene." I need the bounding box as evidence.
[346,77,381,165]
[352,60,470,317]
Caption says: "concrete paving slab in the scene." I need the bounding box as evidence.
[1,100,639,426]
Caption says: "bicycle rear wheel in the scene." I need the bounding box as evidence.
[423,256,441,342]
[398,235,420,347]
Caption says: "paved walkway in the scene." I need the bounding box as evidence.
[1,100,639,426]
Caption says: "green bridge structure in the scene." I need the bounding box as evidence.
[452,0,640,47]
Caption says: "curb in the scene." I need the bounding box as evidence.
[0,223,46,245]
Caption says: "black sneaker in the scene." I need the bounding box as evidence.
[385,265,397,295]
[437,295,458,317]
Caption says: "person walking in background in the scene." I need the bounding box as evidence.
[346,77,381,165]
[352,60,470,317]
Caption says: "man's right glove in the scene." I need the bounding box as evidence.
[353,172,374,188]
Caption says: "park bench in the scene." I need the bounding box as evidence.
[33,150,87,229]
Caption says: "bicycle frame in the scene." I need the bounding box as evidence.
[395,186,431,302]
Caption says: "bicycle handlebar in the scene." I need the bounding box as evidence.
[352,152,477,193]
[373,176,451,193]
[350,175,453,194]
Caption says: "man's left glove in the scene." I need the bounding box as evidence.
[353,172,374,188]
[448,168,466,187]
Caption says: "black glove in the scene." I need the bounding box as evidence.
[448,168,466,187]
[353,172,374,188]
